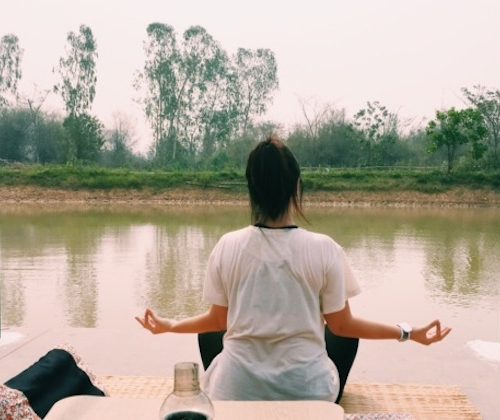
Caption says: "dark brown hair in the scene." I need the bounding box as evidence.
[245,136,305,223]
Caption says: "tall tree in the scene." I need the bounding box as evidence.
[55,25,98,117]
[462,85,500,168]
[0,34,23,107]
[179,26,235,157]
[353,101,399,166]
[234,48,278,133]
[135,23,181,164]
[426,107,487,172]
[55,25,102,162]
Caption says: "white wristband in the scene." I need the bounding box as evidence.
[397,322,412,342]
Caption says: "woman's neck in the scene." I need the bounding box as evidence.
[259,213,295,228]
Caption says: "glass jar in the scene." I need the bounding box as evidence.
[159,362,214,420]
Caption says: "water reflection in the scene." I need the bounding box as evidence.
[0,267,25,326]
[65,253,98,328]
[144,226,212,318]
[0,205,498,330]
[310,207,500,309]
[425,232,498,307]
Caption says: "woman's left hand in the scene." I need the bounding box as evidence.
[411,320,452,345]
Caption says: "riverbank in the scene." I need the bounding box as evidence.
[0,185,499,207]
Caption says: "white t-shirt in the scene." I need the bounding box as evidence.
[202,225,361,401]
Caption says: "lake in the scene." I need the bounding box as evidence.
[0,204,499,417]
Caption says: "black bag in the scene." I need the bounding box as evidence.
[4,348,105,418]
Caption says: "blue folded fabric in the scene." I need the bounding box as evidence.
[4,348,105,418]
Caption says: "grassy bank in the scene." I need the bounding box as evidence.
[0,165,499,194]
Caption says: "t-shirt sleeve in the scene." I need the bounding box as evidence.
[202,239,228,307]
[321,242,361,314]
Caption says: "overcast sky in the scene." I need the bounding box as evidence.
[2,0,499,152]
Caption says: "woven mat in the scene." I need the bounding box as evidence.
[99,375,173,399]
[342,383,481,420]
[98,376,481,420]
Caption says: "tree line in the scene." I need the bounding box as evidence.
[1,25,499,172]
[288,93,498,173]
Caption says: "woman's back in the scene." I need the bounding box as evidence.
[202,225,360,401]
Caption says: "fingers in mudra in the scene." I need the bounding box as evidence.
[422,320,451,345]
[135,309,158,333]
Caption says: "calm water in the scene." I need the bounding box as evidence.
[1,205,498,331]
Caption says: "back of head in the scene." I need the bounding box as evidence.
[245,136,304,223]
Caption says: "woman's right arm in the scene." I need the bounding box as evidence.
[135,304,228,335]
[323,301,451,345]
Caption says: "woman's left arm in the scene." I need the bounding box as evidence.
[324,301,451,345]
[135,305,228,335]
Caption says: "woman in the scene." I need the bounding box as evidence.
[136,136,451,403]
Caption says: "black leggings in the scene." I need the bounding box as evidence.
[198,327,358,403]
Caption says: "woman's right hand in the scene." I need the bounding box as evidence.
[135,308,173,334]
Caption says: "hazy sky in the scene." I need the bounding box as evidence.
[2,0,500,151]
